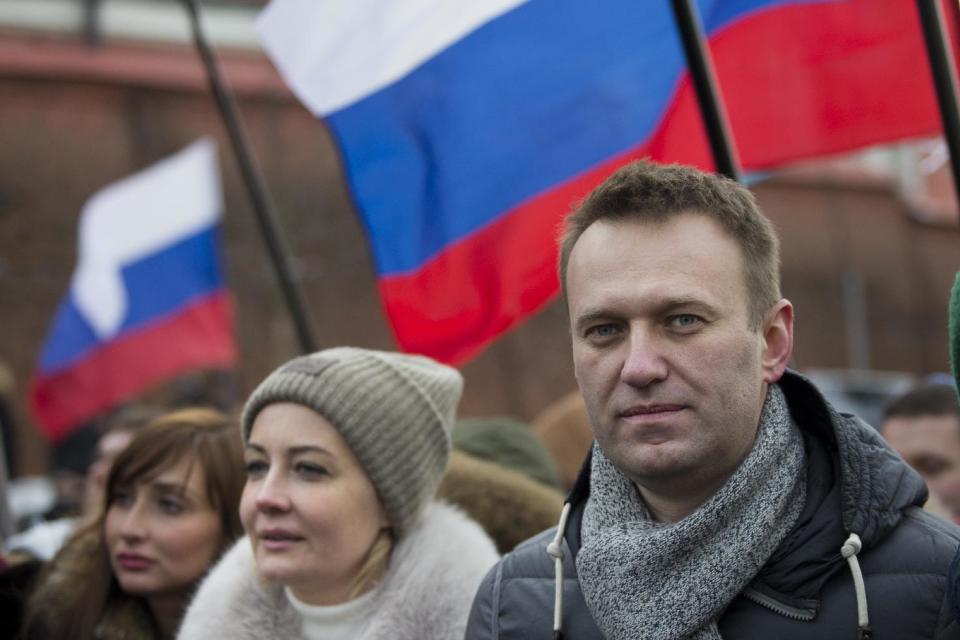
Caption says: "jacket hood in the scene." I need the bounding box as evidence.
[753,370,927,605]
[777,370,927,543]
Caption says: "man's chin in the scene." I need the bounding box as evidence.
[612,450,697,485]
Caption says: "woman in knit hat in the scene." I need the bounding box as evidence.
[178,348,499,640]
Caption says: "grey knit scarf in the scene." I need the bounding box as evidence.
[576,384,806,640]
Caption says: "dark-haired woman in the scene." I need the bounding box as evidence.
[23,408,245,639]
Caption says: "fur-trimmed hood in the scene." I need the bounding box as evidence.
[438,450,563,553]
[178,501,498,639]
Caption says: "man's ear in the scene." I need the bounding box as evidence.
[761,299,794,384]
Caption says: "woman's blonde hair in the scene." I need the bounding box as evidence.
[348,528,394,600]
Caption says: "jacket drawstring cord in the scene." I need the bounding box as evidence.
[841,532,871,640]
[546,502,573,640]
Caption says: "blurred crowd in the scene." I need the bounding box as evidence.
[1,160,959,639]
[0,348,588,638]
[1,350,958,639]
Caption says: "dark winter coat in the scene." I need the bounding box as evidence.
[466,371,960,639]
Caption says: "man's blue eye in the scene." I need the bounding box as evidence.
[671,315,701,328]
[588,324,618,337]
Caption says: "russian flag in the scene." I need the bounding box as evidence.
[257,0,958,364]
[30,139,237,442]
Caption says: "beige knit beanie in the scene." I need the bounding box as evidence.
[242,347,463,536]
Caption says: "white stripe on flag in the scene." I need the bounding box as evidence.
[255,0,529,116]
[71,138,222,340]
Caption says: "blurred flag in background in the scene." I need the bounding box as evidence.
[256,0,957,364]
[30,139,237,442]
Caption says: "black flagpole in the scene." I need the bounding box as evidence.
[182,0,317,353]
[916,0,960,223]
[669,0,742,182]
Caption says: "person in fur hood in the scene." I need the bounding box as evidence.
[178,348,499,640]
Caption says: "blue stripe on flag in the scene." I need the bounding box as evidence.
[326,0,813,276]
[39,226,226,372]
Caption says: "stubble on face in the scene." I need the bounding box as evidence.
[566,214,771,508]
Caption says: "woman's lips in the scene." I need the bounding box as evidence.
[116,552,155,570]
[258,529,305,552]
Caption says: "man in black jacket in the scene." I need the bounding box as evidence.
[466,161,960,639]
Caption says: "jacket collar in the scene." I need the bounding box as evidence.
[777,369,927,542]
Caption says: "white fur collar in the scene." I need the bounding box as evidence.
[178,501,498,640]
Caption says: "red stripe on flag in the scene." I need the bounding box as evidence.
[381,0,952,364]
[650,0,951,167]
[379,141,653,364]
[30,292,236,442]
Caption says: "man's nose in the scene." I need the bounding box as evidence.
[620,326,668,388]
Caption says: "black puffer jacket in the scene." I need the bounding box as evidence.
[466,371,960,639]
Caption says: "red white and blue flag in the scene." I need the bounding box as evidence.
[257,0,957,364]
[30,139,237,441]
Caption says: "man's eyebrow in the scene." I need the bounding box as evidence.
[572,309,616,330]
[574,308,609,322]
[667,296,699,305]
[573,296,714,323]
[657,295,713,310]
